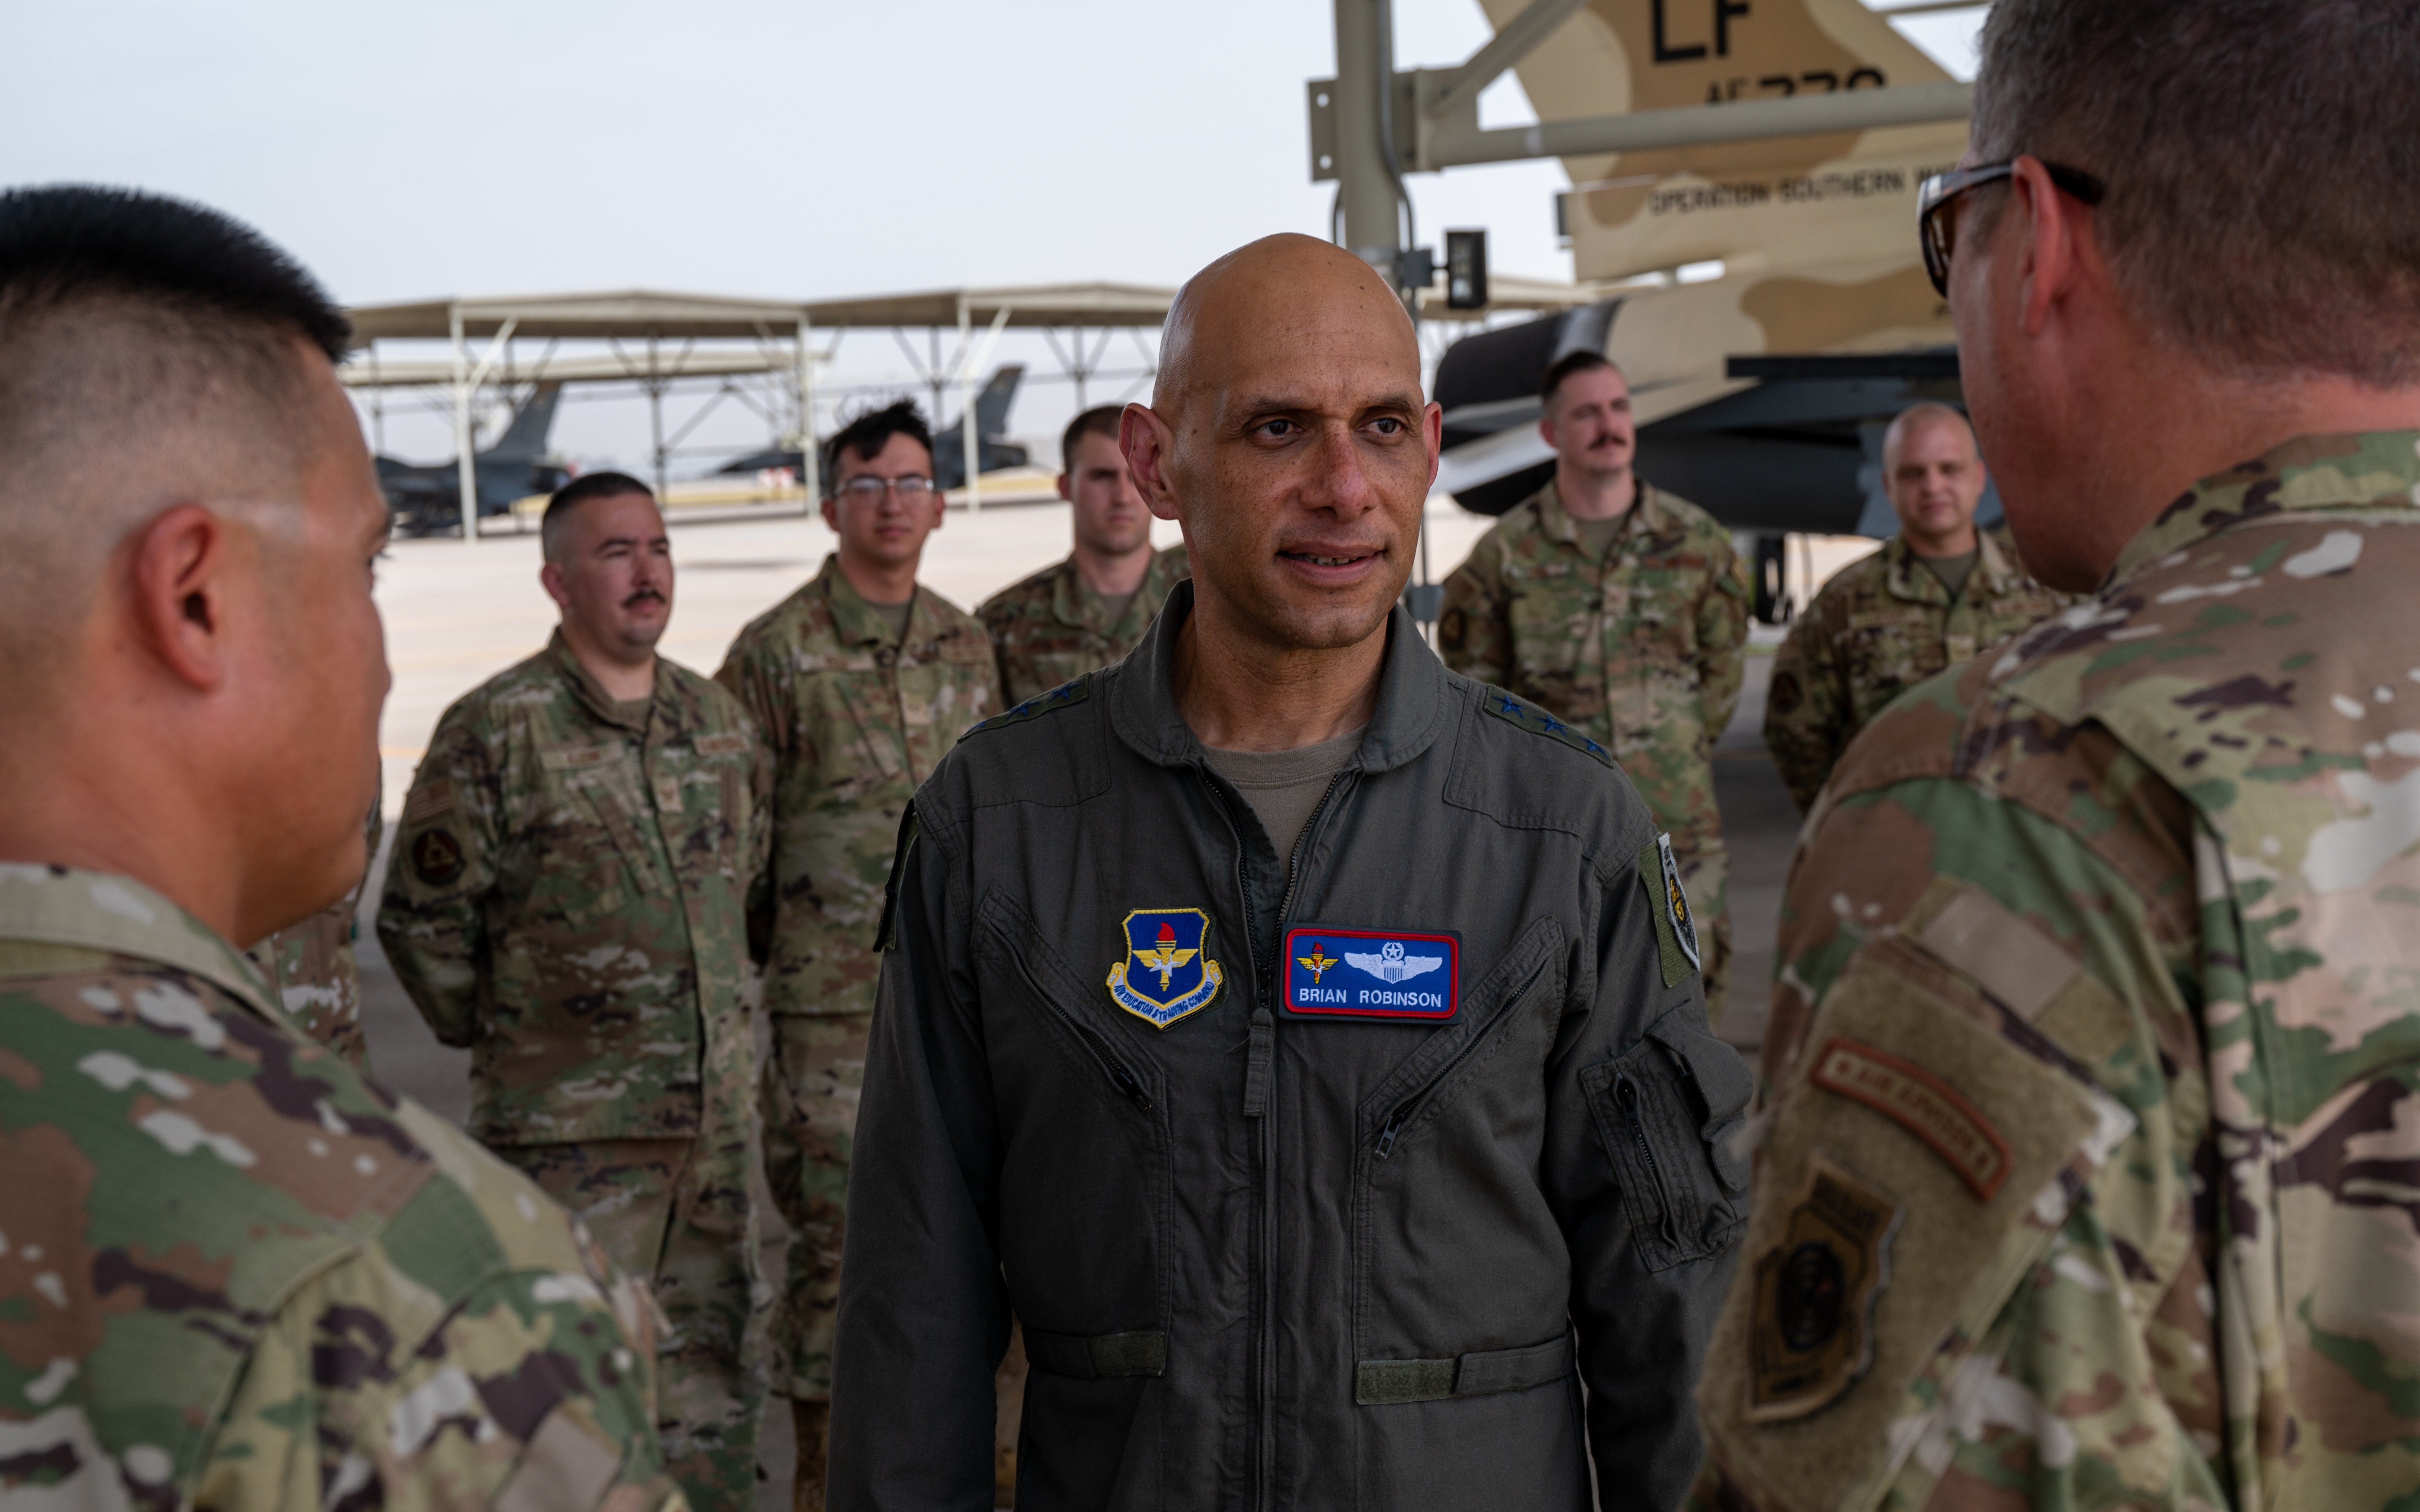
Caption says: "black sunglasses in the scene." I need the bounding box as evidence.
[1918,158,2108,296]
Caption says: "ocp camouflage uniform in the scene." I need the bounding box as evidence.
[245,803,385,1068]
[0,863,683,1512]
[1692,431,2420,1510]
[713,555,999,1403]
[1762,529,2064,813]
[377,630,773,1509]
[978,543,1190,705]
[1439,478,1751,1019]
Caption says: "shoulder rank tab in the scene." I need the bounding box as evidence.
[1479,688,1613,767]
[961,675,1090,740]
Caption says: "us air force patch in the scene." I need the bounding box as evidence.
[1746,1154,1902,1423]
[1281,924,1460,1021]
[1106,909,1224,1029]
[1657,833,1701,972]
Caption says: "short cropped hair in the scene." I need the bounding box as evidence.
[1060,405,1124,473]
[1972,0,2420,386]
[1539,349,1623,408]
[1882,402,1976,465]
[0,185,353,694]
[540,471,655,562]
[822,399,933,494]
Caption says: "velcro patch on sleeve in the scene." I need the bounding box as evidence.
[403,779,455,824]
[1808,1037,2013,1200]
[1910,882,2080,1022]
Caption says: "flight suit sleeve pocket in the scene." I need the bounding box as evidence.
[1582,1008,1749,1271]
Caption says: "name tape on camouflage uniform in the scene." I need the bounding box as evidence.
[1808,1036,2013,1200]
[1106,908,1224,1029]
[1280,924,1460,1022]
[1746,1153,1902,1423]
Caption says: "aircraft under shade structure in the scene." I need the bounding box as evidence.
[718,364,1030,492]
[1423,0,1993,611]
[377,382,571,537]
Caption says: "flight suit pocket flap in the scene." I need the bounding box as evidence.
[1697,939,2137,1512]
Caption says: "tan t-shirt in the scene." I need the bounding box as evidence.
[868,596,914,643]
[1200,726,1367,855]
[1572,512,1627,561]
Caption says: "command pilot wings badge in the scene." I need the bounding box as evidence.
[1106,909,1224,1029]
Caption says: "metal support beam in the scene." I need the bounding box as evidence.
[450,305,475,542]
[1330,0,1400,270]
[1423,80,1972,168]
[1422,0,1588,124]
[796,316,819,505]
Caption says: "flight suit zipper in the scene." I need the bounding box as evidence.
[1372,961,1545,1161]
[1006,950,1153,1113]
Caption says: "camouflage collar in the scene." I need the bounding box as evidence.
[0,863,276,1016]
[2108,430,2420,587]
[544,628,658,733]
[1049,549,1179,636]
[1107,579,1446,775]
[1532,477,1665,554]
[814,552,928,648]
[1881,529,2013,605]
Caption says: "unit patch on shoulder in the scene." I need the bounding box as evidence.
[1746,1153,1902,1423]
[1106,908,1224,1029]
[963,676,1090,740]
[1636,832,1701,987]
[1281,924,1460,1022]
[1808,1037,2013,1200]
[409,828,466,887]
[1768,669,1805,716]
[1478,689,1613,767]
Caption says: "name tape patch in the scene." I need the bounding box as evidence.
[1808,1037,2012,1200]
[1281,924,1460,1022]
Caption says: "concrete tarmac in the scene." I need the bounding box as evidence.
[350,497,1802,1508]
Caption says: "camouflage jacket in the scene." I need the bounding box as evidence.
[0,864,679,1511]
[1438,478,1751,848]
[1693,431,2420,1511]
[377,631,773,1147]
[244,803,384,1068]
[977,543,1190,705]
[715,555,998,1017]
[1762,529,2064,812]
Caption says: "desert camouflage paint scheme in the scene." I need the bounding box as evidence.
[713,554,998,1400]
[0,865,681,1512]
[977,543,1189,707]
[1694,432,2420,1509]
[376,631,773,1506]
[244,804,385,1069]
[1763,530,2065,813]
[1439,478,1750,1017]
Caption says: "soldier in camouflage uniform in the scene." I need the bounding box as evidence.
[1692,3,2420,1505]
[1763,405,2064,812]
[0,185,679,1510]
[380,474,773,1509]
[245,801,383,1066]
[980,405,1190,704]
[713,400,998,1509]
[1440,350,1751,1019]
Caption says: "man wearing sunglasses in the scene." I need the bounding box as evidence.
[1693,0,2420,1507]
[714,399,999,1509]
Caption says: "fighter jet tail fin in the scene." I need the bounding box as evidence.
[482,381,564,461]
[969,363,1024,441]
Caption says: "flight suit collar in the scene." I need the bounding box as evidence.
[1108,578,1447,775]
[0,863,278,1019]
[813,552,930,649]
[543,627,660,734]
[2106,429,2420,588]
[1049,549,1179,639]
[1532,477,1669,557]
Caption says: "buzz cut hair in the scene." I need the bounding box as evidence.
[821,398,934,496]
[1060,405,1124,474]
[1539,349,1623,408]
[0,184,354,693]
[540,470,656,562]
[1883,401,1976,463]
[1972,0,2420,386]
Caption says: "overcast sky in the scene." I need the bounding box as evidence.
[2,0,1981,473]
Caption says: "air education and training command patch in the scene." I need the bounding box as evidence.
[1106,909,1224,1029]
[1746,1154,1903,1424]
[1282,925,1460,1022]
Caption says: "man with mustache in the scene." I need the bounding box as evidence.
[380,470,775,1509]
[1439,352,1752,1023]
[830,234,1745,1510]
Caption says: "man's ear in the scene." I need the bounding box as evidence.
[127,503,237,693]
[1056,470,1074,504]
[1423,401,1444,492]
[539,559,572,613]
[2010,155,2085,341]
[1120,403,1183,523]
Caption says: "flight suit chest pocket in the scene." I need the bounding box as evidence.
[1582,1007,1752,1271]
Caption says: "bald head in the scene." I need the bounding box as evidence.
[1153,234,1420,422]
[1881,403,1989,556]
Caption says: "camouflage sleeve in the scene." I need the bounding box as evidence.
[375,705,500,1050]
[1694,675,2205,1510]
[713,628,790,760]
[1694,536,1753,743]
[1435,538,1507,684]
[1759,605,1851,815]
[744,712,776,968]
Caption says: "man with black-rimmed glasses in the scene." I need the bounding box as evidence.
[715,399,999,1509]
